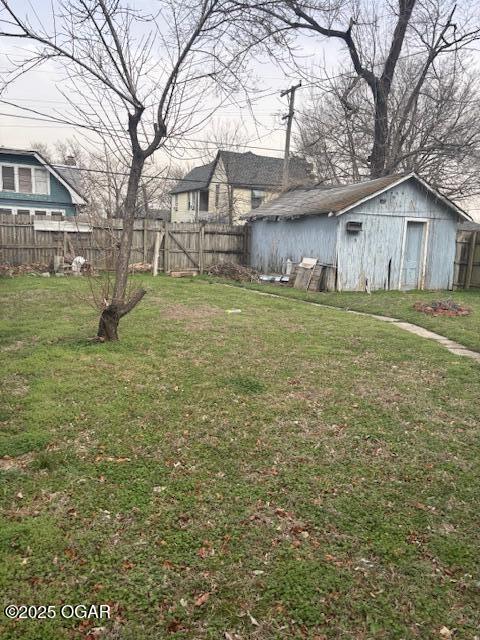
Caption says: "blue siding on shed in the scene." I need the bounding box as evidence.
[0,153,77,215]
[336,180,459,291]
[249,177,460,290]
[250,216,338,272]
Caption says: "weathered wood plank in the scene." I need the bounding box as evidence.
[0,215,248,272]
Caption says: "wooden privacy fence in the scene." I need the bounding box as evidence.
[454,226,480,289]
[0,213,249,273]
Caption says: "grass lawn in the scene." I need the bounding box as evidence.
[223,281,480,353]
[1,274,479,639]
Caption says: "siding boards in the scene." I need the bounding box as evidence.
[337,212,404,291]
[250,216,337,272]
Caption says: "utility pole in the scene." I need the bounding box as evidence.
[281,81,301,189]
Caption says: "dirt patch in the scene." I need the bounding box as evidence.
[413,299,471,317]
[1,336,39,352]
[4,374,30,397]
[0,452,34,471]
[162,303,221,328]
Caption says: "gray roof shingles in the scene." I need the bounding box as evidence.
[170,151,311,194]
[53,164,84,196]
[244,174,407,220]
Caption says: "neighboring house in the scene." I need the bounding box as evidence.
[244,172,470,291]
[170,150,311,224]
[0,148,86,218]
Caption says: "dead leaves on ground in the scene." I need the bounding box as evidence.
[245,501,313,549]
[194,592,210,607]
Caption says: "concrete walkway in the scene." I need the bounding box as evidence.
[224,285,480,363]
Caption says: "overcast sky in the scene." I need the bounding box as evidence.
[0,0,350,165]
[0,0,479,171]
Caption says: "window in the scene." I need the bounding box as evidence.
[0,208,12,214]
[188,192,196,211]
[215,184,220,209]
[2,166,15,191]
[251,189,265,209]
[0,164,50,194]
[18,167,33,193]
[34,210,47,216]
[173,194,178,211]
[17,209,30,216]
[34,168,49,194]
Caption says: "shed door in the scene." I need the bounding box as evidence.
[401,221,426,290]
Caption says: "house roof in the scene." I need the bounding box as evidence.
[0,148,86,205]
[244,173,470,221]
[170,150,311,194]
[170,162,214,194]
[53,164,84,196]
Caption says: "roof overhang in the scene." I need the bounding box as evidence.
[334,172,471,221]
[0,148,86,205]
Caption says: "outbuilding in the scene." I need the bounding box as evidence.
[244,173,470,291]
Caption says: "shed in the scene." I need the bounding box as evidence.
[244,173,470,292]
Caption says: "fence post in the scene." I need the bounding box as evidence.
[243,224,251,266]
[465,231,477,289]
[152,231,160,276]
[164,223,170,273]
[143,218,148,263]
[199,224,205,274]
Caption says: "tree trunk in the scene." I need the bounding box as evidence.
[369,91,389,178]
[97,304,120,341]
[112,153,145,304]
[97,288,146,342]
[96,152,145,341]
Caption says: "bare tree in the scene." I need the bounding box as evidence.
[0,0,252,340]
[296,54,480,198]
[239,0,480,178]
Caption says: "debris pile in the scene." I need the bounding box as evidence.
[129,262,152,273]
[413,299,471,317]
[207,262,259,282]
[0,263,49,277]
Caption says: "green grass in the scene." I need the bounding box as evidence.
[221,280,480,352]
[0,274,479,639]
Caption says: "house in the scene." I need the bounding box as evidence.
[0,148,86,218]
[170,150,311,224]
[244,173,470,291]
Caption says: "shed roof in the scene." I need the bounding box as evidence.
[170,150,311,194]
[244,173,470,221]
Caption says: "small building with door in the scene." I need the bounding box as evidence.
[244,173,470,291]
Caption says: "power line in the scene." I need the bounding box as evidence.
[0,108,287,153]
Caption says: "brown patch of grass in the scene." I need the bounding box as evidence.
[0,452,34,471]
[161,302,222,329]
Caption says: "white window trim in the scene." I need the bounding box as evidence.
[0,163,51,196]
[5,207,66,217]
